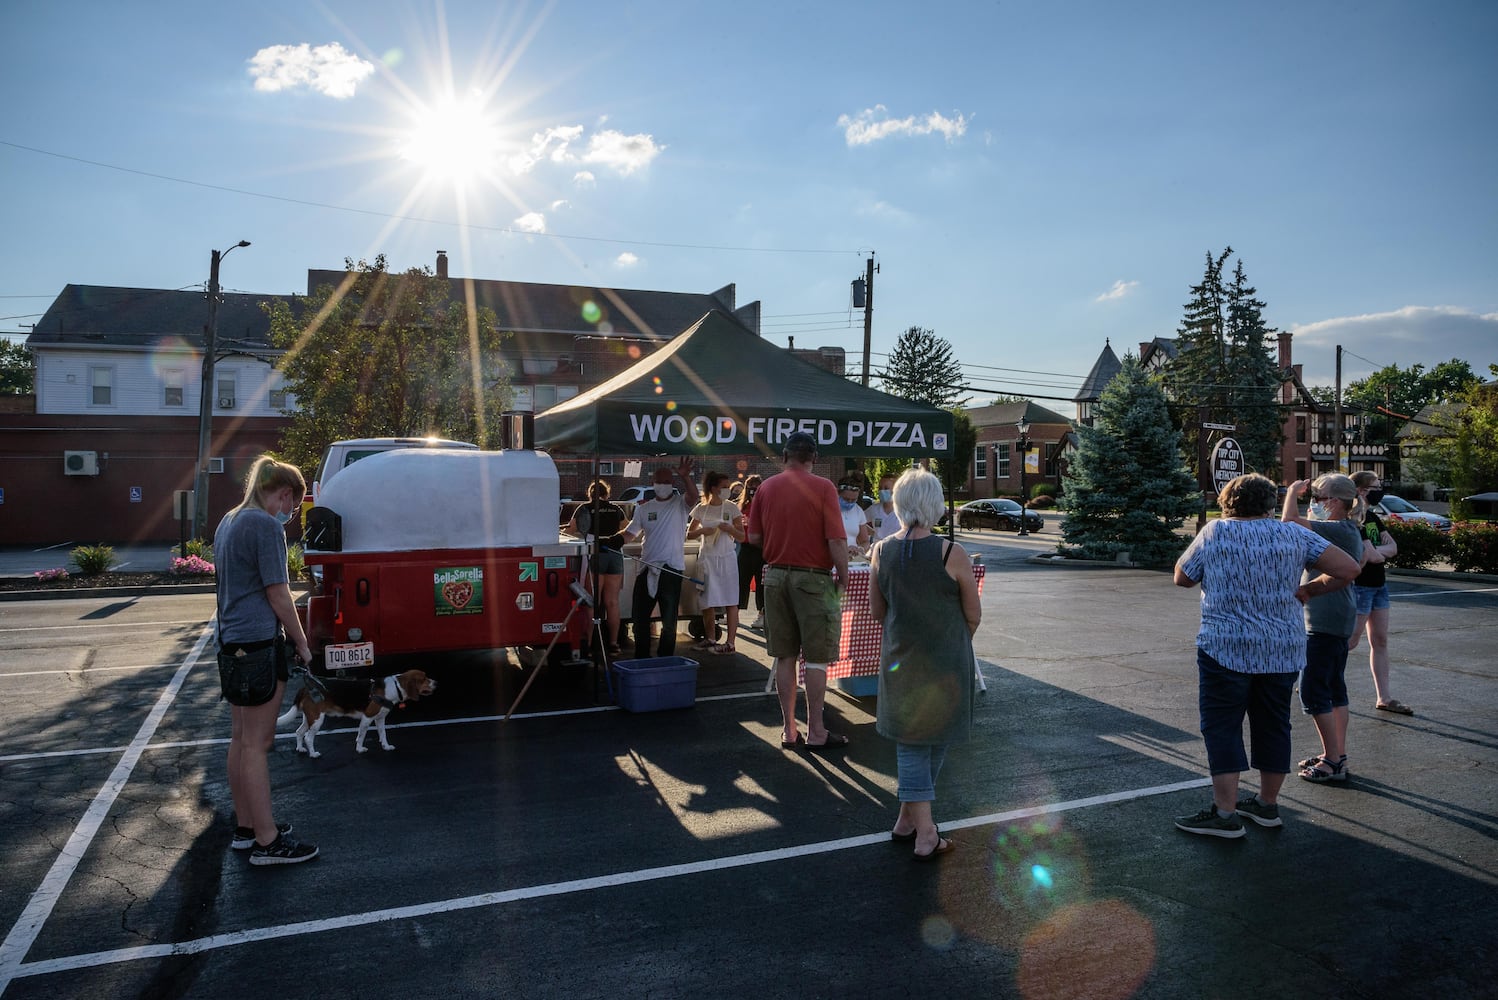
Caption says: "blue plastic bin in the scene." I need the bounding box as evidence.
[612,656,699,712]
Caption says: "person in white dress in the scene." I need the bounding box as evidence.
[688,470,745,654]
[838,480,874,558]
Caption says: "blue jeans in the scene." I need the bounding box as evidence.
[896,742,949,803]
[1197,648,1295,775]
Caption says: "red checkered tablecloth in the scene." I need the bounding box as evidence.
[826,562,986,680]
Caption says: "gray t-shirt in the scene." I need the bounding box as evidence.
[213,506,290,644]
[1302,518,1362,638]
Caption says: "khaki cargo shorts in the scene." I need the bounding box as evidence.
[763,565,842,664]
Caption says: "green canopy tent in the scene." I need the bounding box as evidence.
[534,311,954,459]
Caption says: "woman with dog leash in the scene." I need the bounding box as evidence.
[214,456,319,866]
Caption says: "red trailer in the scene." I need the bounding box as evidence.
[300,448,590,670]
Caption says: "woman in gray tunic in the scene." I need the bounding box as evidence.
[869,468,982,861]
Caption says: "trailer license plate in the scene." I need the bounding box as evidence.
[326,642,374,669]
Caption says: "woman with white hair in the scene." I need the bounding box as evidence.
[868,468,981,861]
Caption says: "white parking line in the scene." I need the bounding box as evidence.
[1395,586,1498,598]
[4,777,1209,983]
[0,625,214,996]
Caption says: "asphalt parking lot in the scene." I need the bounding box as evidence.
[0,528,1494,999]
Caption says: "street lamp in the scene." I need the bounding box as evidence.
[193,240,251,539]
[1016,417,1031,536]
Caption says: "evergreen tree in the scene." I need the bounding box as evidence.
[1160,248,1232,479]
[1223,259,1285,478]
[876,326,968,409]
[1061,355,1200,565]
[265,255,513,472]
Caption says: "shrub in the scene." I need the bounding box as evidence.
[1031,482,1059,499]
[1384,521,1449,570]
[184,538,214,562]
[34,568,69,582]
[287,543,305,580]
[1449,522,1498,574]
[70,544,116,576]
[1027,494,1056,509]
[169,555,216,576]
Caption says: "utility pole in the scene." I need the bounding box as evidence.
[860,254,876,387]
[193,240,250,539]
[1333,344,1343,474]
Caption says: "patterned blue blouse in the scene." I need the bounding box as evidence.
[1178,518,1332,674]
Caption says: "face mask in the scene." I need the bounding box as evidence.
[654,483,673,500]
[1308,502,1328,521]
[878,489,892,503]
[839,498,857,512]
[745,489,756,499]
[1366,489,1384,505]
[274,508,294,525]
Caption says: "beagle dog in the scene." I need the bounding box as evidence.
[277,669,437,759]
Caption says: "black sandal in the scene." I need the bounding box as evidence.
[1299,754,1348,783]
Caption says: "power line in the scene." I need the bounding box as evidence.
[0,139,862,257]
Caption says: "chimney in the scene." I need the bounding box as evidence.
[436,251,449,280]
[1277,331,1292,368]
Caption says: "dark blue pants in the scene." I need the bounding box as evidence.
[1197,648,1296,775]
[632,568,683,660]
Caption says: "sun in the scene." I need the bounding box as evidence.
[398,93,503,186]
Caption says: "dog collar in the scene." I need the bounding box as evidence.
[375,675,407,710]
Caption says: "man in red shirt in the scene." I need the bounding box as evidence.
[747,431,851,751]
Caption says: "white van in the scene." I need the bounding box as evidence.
[311,437,478,502]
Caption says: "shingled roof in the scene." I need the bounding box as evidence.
[28,285,287,351]
[1074,339,1122,403]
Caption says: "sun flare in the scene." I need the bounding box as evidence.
[398,94,502,186]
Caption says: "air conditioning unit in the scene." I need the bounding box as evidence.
[598,461,616,475]
[64,450,99,476]
[209,457,225,474]
[217,395,236,409]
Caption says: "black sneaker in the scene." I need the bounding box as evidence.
[1173,805,1245,839]
[1235,795,1283,828]
[248,832,319,866]
[231,822,291,851]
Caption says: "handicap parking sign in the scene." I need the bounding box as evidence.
[130,486,143,503]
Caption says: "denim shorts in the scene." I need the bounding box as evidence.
[1353,584,1391,614]
[1299,632,1350,715]
[1196,648,1295,775]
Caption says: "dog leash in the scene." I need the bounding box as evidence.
[620,552,706,587]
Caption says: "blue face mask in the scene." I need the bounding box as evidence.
[878,489,892,503]
[839,498,857,512]
[274,508,294,525]
[1308,502,1327,521]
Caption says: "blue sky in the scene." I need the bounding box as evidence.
[2,0,1494,401]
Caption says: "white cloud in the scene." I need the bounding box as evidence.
[615,252,640,267]
[508,126,660,176]
[550,199,570,211]
[837,105,969,146]
[512,212,546,234]
[573,171,596,188]
[1095,280,1139,302]
[248,43,375,99]
[581,129,663,174]
[1288,306,1498,385]
[855,199,914,225]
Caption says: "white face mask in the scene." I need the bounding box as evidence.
[654,483,673,500]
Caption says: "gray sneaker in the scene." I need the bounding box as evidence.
[1235,795,1283,828]
[248,832,319,866]
[231,821,291,851]
[1174,805,1245,839]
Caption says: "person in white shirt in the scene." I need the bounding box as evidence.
[612,458,699,659]
[866,472,901,544]
[688,470,744,654]
[838,480,873,558]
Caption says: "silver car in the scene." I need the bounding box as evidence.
[1372,495,1453,533]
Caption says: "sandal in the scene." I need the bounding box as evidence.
[1376,700,1414,716]
[709,642,735,655]
[1297,753,1325,769]
[688,639,714,652]
[1300,754,1348,783]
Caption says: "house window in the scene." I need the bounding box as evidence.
[974,446,988,479]
[994,442,1010,478]
[1296,459,1307,481]
[533,384,558,411]
[163,369,184,407]
[215,374,236,409]
[89,366,113,406]
[1295,415,1306,444]
[269,388,289,410]
[1045,443,1060,477]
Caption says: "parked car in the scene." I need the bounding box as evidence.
[1373,495,1453,533]
[616,484,656,504]
[955,498,1043,533]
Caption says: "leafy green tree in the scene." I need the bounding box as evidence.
[936,408,977,531]
[0,338,34,395]
[1061,355,1201,565]
[876,326,968,409]
[265,256,513,472]
[1160,248,1284,481]
[1222,260,1284,478]
[1413,376,1498,520]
